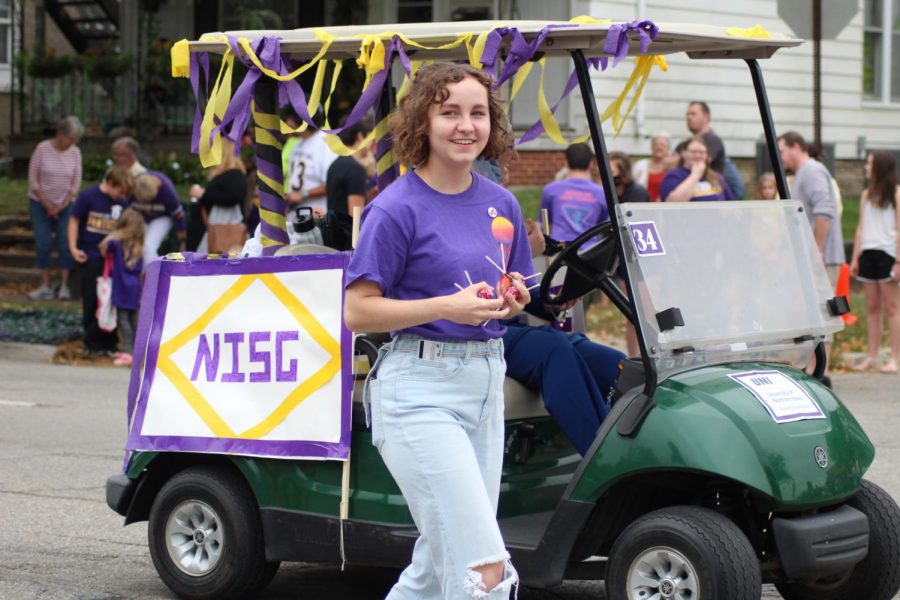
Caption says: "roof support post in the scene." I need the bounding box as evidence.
[253,75,290,254]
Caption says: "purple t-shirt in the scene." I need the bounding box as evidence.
[347,170,535,341]
[131,171,186,231]
[660,167,735,202]
[70,185,129,261]
[540,178,609,242]
[108,238,143,311]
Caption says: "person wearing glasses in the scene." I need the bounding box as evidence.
[660,136,735,202]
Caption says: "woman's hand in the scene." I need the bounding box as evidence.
[689,160,705,180]
[71,248,87,263]
[443,282,509,326]
[500,272,531,318]
[849,258,859,277]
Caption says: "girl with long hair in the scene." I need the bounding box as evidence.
[850,151,900,372]
[100,208,145,366]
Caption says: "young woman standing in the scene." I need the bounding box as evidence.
[850,151,900,372]
[344,63,532,599]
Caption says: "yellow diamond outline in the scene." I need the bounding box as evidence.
[156,272,342,440]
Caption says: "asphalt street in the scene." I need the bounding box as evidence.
[0,343,898,600]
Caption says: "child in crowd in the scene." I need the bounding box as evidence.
[68,166,133,357]
[99,209,145,367]
[757,172,779,200]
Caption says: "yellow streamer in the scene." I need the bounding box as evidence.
[170,39,190,78]
[569,15,613,24]
[600,55,668,135]
[726,25,772,39]
[199,45,235,167]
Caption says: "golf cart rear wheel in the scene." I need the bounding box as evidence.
[606,505,761,600]
[774,479,900,600]
[148,465,280,600]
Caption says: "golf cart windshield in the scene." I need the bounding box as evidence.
[619,200,843,379]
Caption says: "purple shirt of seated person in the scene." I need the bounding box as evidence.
[346,170,534,341]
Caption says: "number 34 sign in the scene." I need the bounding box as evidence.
[628,221,666,257]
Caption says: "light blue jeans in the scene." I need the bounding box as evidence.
[367,335,518,600]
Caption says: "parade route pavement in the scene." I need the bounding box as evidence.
[0,345,897,599]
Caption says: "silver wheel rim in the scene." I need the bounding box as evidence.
[626,545,699,600]
[165,500,224,576]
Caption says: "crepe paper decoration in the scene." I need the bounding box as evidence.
[601,55,668,135]
[726,25,772,39]
[171,39,190,78]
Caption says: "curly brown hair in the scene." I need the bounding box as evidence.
[389,63,512,167]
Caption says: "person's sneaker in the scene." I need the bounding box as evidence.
[57,286,71,300]
[113,353,133,367]
[28,286,55,301]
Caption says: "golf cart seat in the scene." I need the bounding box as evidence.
[273,243,337,256]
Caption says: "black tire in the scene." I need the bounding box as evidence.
[147,465,280,600]
[774,479,900,600]
[606,505,761,600]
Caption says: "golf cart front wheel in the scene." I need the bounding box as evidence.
[147,465,280,600]
[774,479,900,600]
[606,505,761,600]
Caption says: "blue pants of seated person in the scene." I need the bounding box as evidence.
[503,323,625,455]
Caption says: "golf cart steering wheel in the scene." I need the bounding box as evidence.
[540,221,618,307]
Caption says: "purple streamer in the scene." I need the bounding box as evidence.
[604,20,659,67]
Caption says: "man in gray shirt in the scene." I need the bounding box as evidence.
[778,131,844,382]
[778,131,845,268]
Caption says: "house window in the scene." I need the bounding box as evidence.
[0,0,11,65]
[863,0,900,102]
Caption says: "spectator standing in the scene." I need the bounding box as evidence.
[27,116,84,300]
[285,120,338,214]
[111,137,147,177]
[68,167,133,356]
[631,132,670,201]
[849,151,900,373]
[344,63,529,599]
[541,143,609,241]
[191,141,248,253]
[131,172,187,264]
[326,118,374,216]
[685,101,745,199]
[778,132,845,271]
[778,131,845,380]
[757,172,779,199]
[660,137,734,202]
[99,208,145,367]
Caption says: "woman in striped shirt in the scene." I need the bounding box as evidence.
[27,116,84,300]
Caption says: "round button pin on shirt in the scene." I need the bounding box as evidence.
[488,207,497,218]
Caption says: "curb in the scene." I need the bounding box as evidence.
[0,341,56,363]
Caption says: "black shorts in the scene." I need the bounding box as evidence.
[857,249,896,282]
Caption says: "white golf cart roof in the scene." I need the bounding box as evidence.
[187,20,801,61]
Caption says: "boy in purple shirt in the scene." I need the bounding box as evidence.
[345,63,529,599]
[68,166,133,356]
[541,143,609,241]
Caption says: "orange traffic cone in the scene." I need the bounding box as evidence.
[834,263,858,325]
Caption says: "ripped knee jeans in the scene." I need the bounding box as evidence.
[367,335,518,600]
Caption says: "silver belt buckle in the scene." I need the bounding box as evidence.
[417,340,443,360]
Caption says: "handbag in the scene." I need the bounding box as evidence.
[96,253,117,332]
[207,223,248,254]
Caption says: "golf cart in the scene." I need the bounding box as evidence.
[106,18,900,600]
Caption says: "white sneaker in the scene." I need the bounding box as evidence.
[57,286,71,300]
[28,286,55,300]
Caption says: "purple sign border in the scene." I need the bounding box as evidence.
[728,369,826,423]
[124,253,352,468]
